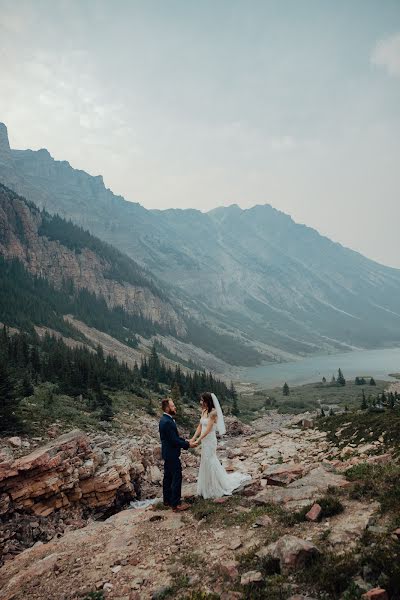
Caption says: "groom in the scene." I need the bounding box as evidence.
[159,397,196,511]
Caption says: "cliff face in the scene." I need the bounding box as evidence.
[0,185,185,336]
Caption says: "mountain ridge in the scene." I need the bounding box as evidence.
[1,122,400,362]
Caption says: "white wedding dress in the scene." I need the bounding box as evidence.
[197,415,251,499]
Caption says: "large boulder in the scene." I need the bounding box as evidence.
[257,535,319,572]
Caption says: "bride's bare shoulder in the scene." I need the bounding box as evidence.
[209,408,218,421]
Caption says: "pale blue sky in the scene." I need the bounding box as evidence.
[1,1,399,266]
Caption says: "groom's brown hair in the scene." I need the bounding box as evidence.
[161,398,172,412]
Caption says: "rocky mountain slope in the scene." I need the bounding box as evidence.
[1,406,399,600]
[2,122,400,362]
[0,183,260,371]
[0,184,182,334]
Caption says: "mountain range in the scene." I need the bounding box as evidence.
[1,121,400,370]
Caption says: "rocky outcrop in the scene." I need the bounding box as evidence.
[0,430,135,518]
[0,422,201,563]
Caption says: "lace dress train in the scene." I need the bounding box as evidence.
[196,417,251,499]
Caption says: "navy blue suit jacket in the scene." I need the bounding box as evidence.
[159,414,189,462]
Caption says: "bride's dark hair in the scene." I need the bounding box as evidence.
[200,392,214,414]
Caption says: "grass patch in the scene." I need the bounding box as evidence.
[240,380,389,418]
[297,550,360,598]
[179,552,206,569]
[346,462,400,514]
[189,496,290,531]
[18,386,103,434]
[155,575,191,599]
[152,503,170,512]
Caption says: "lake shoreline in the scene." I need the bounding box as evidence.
[239,346,400,388]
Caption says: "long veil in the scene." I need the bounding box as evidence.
[211,393,226,435]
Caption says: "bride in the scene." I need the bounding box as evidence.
[190,391,251,499]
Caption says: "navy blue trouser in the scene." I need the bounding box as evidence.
[163,458,182,508]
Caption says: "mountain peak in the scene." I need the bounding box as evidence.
[0,123,11,164]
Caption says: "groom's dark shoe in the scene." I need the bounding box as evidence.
[172,503,190,512]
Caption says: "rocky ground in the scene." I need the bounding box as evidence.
[0,410,399,600]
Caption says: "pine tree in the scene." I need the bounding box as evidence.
[15,373,34,398]
[229,381,238,400]
[361,389,367,410]
[94,383,114,421]
[370,377,376,386]
[0,363,18,432]
[320,407,325,417]
[329,408,334,416]
[148,344,161,389]
[100,393,114,421]
[171,382,181,404]
[282,382,290,396]
[322,376,326,384]
[232,395,240,416]
[337,368,346,386]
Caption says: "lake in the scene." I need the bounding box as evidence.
[240,347,400,388]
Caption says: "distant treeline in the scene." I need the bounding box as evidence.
[0,327,236,432]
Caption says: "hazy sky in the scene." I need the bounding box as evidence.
[1,1,400,267]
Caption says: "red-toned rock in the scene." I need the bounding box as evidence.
[255,514,273,527]
[362,588,388,600]
[393,527,400,539]
[219,560,239,580]
[366,454,391,465]
[263,463,305,486]
[306,503,322,522]
[213,497,228,504]
[220,593,243,600]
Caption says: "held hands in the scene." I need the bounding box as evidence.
[189,439,199,448]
